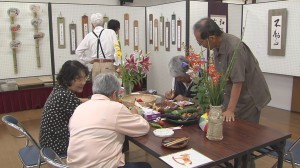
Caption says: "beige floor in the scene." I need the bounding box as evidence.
[0,107,299,168]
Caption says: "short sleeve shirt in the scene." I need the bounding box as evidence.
[39,85,80,156]
[213,33,271,120]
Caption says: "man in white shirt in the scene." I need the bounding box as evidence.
[76,13,121,81]
[67,73,151,168]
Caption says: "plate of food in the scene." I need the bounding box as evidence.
[163,107,200,125]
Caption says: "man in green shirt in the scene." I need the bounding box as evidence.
[193,18,271,124]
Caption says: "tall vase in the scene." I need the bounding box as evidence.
[206,105,223,141]
[123,82,133,95]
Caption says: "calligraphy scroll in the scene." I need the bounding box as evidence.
[154,19,158,51]
[124,13,129,46]
[57,15,66,49]
[160,16,164,46]
[69,23,77,54]
[177,19,182,51]
[268,8,287,56]
[171,13,176,45]
[165,20,170,52]
[103,14,109,29]
[210,15,227,33]
[149,14,153,44]
[134,20,139,51]
[82,15,89,38]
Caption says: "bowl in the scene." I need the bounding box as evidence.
[120,94,157,107]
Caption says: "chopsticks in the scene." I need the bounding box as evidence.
[163,137,189,147]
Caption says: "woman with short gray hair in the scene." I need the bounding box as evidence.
[68,73,151,168]
[92,73,120,98]
[165,55,196,101]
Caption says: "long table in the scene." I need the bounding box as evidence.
[129,119,291,168]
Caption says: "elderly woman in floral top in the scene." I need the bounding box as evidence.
[39,60,89,156]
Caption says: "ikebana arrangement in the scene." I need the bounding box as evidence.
[8,7,21,74]
[30,4,44,68]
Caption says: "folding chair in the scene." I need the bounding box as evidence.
[2,115,44,168]
[40,147,68,168]
[271,137,300,168]
[253,137,300,168]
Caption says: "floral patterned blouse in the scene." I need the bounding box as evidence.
[39,85,80,156]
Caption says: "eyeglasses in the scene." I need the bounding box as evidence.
[75,76,89,82]
[196,39,207,46]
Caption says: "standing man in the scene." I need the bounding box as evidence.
[76,13,121,81]
[193,18,271,124]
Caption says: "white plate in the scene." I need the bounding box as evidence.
[153,128,174,138]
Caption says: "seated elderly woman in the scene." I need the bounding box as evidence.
[39,60,89,156]
[165,55,196,101]
[67,73,151,168]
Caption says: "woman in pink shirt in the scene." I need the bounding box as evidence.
[67,73,151,168]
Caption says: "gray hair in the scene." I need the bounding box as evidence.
[168,55,189,77]
[91,13,104,27]
[92,73,121,97]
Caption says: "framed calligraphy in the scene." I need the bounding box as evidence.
[134,20,139,51]
[124,13,129,46]
[154,19,158,51]
[268,8,287,56]
[166,20,170,51]
[69,23,77,54]
[57,15,65,49]
[210,15,227,33]
[149,14,153,44]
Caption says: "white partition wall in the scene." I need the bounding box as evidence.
[243,1,300,110]
[0,2,51,79]
[146,1,187,94]
[243,1,300,76]
[51,4,146,73]
[189,1,208,51]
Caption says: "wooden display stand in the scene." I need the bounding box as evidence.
[291,77,300,113]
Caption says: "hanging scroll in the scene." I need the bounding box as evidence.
[154,19,158,51]
[8,7,21,74]
[82,15,89,38]
[177,19,182,51]
[30,4,44,68]
[171,13,176,45]
[268,8,287,56]
[69,23,77,54]
[103,14,109,29]
[57,13,66,49]
[149,14,153,44]
[124,13,129,46]
[165,20,170,51]
[134,20,139,51]
[160,15,164,46]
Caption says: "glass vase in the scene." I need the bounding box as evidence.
[206,105,223,141]
[123,82,133,95]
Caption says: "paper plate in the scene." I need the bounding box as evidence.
[153,128,174,138]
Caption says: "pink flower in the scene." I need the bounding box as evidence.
[125,54,138,72]
[139,56,151,73]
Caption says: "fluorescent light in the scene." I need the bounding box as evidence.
[222,0,246,4]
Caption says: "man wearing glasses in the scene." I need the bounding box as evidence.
[193,18,271,124]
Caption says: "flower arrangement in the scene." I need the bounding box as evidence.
[119,50,151,94]
[183,44,239,112]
